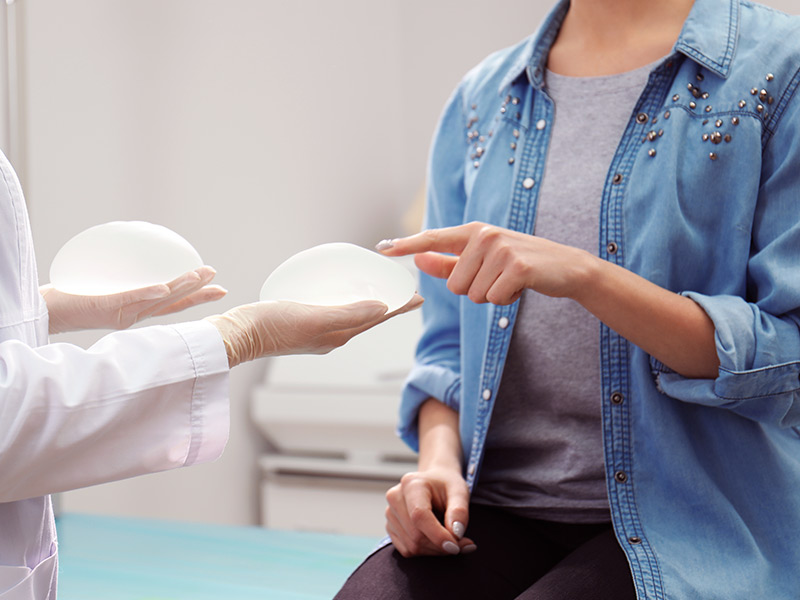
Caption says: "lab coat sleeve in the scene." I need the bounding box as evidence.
[0,320,230,503]
[655,88,800,429]
[398,83,468,452]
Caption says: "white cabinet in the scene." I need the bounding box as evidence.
[251,281,421,537]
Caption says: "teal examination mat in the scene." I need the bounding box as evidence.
[55,513,380,600]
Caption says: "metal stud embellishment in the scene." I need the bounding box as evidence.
[648,149,656,157]
[739,100,746,108]
[689,101,697,109]
[766,73,775,81]
[732,117,740,125]
[664,111,671,119]
[705,105,713,113]
[715,119,723,127]
[466,104,490,168]
[672,94,680,102]
[709,152,718,160]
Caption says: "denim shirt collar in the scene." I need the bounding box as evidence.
[497,0,740,95]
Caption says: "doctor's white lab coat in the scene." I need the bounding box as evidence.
[0,152,231,599]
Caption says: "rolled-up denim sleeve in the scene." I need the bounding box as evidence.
[655,293,800,428]
[655,83,800,428]
[397,84,468,452]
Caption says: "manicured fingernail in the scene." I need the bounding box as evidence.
[461,544,477,554]
[375,239,395,251]
[452,521,465,539]
[442,541,460,555]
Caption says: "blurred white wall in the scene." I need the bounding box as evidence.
[9,0,800,526]
[15,0,551,526]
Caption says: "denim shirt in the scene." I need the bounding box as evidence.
[398,0,800,597]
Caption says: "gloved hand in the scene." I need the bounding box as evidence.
[41,266,227,334]
[204,294,423,367]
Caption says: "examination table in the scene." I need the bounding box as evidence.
[55,513,378,599]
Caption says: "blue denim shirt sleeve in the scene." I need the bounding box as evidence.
[397,84,468,452]
[655,84,800,428]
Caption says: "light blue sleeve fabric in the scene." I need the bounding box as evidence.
[656,292,800,427]
[655,79,800,428]
[397,84,469,452]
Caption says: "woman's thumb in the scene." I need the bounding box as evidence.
[444,482,470,539]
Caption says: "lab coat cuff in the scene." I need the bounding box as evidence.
[169,320,231,466]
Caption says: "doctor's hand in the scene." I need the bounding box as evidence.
[41,266,227,335]
[378,222,594,305]
[204,294,423,368]
[385,467,476,558]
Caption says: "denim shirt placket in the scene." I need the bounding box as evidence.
[463,75,554,489]
[598,56,684,600]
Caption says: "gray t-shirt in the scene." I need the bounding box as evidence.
[470,62,653,523]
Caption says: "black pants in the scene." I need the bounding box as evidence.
[334,504,637,600]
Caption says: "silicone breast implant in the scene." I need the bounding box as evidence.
[50,221,204,295]
[259,242,416,312]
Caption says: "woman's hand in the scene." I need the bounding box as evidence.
[379,222,720,378]
[204,294,423,367]
[385,466,476,558]
[42,266,227,334]
[378,222,595,305]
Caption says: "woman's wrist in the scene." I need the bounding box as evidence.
[563,248,606,305]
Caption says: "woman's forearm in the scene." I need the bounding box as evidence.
[573,253,719,379]
[417,398,463,472]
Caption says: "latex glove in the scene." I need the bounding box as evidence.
[204,294,423,367]
[41,266,227,334]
